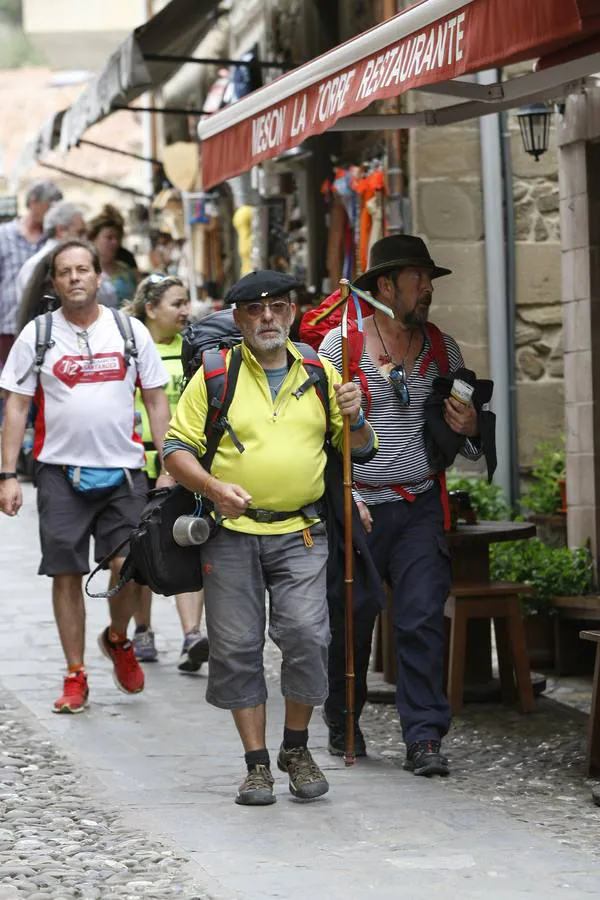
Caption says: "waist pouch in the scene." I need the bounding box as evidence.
[64,466,128,498]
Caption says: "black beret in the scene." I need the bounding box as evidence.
[224,270,300,305]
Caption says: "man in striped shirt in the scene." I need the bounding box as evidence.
[319,235,481,777]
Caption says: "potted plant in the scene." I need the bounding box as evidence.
[490,539,594,668]
[520,441,567,547]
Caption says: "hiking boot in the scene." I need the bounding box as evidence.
[235,765,276,806]
[323,710,367,758]
[403,740,449,777]
[178,632,209,673]
[53,671,89,714]
[277,745,329,800]
[98,629,145,695]
[133,626,158,662]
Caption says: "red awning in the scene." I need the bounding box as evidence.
[197,0,600,188]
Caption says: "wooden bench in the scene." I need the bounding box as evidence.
[580,630,600,776]
[551,595,600,675]
[445,582,536,715]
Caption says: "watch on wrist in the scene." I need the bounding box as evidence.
[349,408,366,432]
[0,472,17,481]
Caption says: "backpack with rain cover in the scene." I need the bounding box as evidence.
[181,308,242,386]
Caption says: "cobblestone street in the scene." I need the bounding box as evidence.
[362,691,600,858]
[2,486,600,898]
[0,702,204,900]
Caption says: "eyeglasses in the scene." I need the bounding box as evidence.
[76,329,94,364]
[239,299,291,319]
[388,363,410,407]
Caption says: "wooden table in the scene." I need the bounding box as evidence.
[374,520,537,692]
[447,520,536,686]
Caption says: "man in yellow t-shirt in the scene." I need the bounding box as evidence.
[164,269,376,808]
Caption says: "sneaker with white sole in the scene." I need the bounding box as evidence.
[133,626,158,662]
[178,632,209,673]
[98,629,144,694]
[53,671,89,714]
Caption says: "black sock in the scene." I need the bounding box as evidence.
[283,727,308,750]
[134,624,148,634]
[245,749,270,771]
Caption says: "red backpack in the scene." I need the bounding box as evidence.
[299,289,449,415]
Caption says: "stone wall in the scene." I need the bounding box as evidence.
[406,91,489,388]
[406,81,564,472]
[508,107,564,468]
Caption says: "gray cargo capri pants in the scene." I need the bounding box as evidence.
[200,524,330,710]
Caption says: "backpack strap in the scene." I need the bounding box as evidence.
[292,342,331,437]
[202,345,245,470]
[111,308,138,367]
[420,323,451,519]
[419,322,449,377]
[17,312,53,386]
[347,323,372,417]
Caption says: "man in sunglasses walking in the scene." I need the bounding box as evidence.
[319,235,481,776]
[164,269,376,807]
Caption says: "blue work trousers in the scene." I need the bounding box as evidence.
[325,486,452,747]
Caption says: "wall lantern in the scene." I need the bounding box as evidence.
[515,103,552,162]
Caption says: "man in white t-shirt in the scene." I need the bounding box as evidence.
[0,239,171,714]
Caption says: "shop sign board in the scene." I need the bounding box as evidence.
[200,0,597,188]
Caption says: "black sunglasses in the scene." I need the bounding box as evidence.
[388,363,410,408]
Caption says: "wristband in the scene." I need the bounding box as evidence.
[349,409,366,432]
[0,472,17,481]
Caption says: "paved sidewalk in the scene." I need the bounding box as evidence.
[1,484,600,899]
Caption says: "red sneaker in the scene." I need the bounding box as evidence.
[53,671,89,714]
[98,629,145,694]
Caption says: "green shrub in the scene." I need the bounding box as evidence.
[520,441,565,516]
[490,539,594,614]
[446,472,510,521]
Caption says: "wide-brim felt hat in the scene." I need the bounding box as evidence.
[224,269,301,305]
[353,235,452,294]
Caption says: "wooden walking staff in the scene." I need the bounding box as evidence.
[339,277,356,766]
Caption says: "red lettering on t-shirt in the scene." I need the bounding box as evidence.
[53,353,126,388]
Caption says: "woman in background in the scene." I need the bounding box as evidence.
[88,205,138,307]
[124,274,209,672]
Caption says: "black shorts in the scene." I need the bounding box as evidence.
[35,464,148,576]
